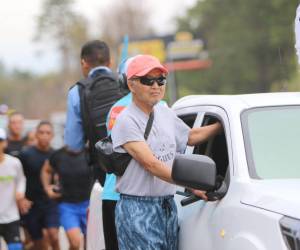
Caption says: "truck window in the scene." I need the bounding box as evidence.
[194,116,229,180]
[178,113,197,128]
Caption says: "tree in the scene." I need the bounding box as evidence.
[177,0,298,94]
[35,0,89,81]
[97,0,154,66]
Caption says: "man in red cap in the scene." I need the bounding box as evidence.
[111,55,222,249]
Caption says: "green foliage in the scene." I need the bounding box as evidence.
[177,0,299,94]
[35,0,88,77]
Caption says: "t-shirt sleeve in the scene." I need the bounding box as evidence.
[111,114,145,153]
[64,86,85,151]
[15,158,26,194]
[173,114,191,153]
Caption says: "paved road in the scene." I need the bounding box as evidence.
[1,228,79,250]
[1,183,105,250]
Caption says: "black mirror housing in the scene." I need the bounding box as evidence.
[172,154,217,191]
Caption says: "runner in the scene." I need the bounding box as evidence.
[0,128,30,250]
[41,147,93,250]
[19,121,60,250]
[5,112,26,158]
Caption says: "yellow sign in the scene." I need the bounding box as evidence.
[175,32,193,41]
[120,39,166,62]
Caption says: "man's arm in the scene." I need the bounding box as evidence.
[123,141,172,183]
[188,122,222,146]
[64,86,85,151]
[123,141,207,200]
[41,160,61,199]
[15,159,32,214]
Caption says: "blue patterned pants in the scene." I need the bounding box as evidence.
[115,195,178,250]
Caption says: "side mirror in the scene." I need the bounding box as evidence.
[172,154,217,191]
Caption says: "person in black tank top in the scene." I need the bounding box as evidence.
[41,146,93,250]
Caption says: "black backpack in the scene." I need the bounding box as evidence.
[76,72,128,176]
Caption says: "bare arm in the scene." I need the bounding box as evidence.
[41,160,61,199]
[123,141,207,200]
[15,160,32,214]
[123,141,173,183]
[188,122,222,146]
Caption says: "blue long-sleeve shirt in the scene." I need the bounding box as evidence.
[64,66,112,150]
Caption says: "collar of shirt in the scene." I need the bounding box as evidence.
[88,66,112,78]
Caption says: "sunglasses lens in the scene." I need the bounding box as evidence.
[140,77,153,86]
[156,77,167,86]
[140,76,167,86]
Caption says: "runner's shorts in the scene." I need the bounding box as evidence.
[0,220,22,250]
[115,194,178,250]
[59,200,89,235]
[24,200,59,240]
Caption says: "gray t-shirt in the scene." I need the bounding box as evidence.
[0,154,26,223]
[111,102,190,196]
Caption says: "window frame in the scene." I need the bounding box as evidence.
[175,105,233,190]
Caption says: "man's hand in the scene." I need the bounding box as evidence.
[191,189,208,201]
[45,185,62,199]
[17,198,32,215]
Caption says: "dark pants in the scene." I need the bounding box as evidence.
[102,200,118,250]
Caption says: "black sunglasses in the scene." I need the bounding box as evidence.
[134,76,167,86]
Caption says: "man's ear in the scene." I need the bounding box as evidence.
[127,80,135,93]
[81,58,88,68]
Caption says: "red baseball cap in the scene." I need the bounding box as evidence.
[126,55,168,80]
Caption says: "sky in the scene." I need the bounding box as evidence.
[0,0,197,74]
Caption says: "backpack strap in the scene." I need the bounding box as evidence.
[89,74,119,89]
[144,111,154,140]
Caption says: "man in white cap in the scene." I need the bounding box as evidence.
[0,128,30,250]
[111,55,222,249]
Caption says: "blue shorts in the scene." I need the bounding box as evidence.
[24,200,60,240]
[59,200,89,235]
[115,195,178,250]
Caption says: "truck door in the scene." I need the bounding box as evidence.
[175,106,232,250]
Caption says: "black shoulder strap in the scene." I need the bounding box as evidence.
[76,77,93,88]
[144,111,154,140]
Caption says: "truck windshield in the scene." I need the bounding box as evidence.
[242,106,300,179]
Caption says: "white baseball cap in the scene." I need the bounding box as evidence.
[0,128,7,140]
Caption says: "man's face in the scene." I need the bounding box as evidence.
[8,114,24,137]
[129,68,166,107]
[36,124,53,148]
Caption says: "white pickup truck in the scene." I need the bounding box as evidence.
[172,92,300,250]
[87,92,300,250]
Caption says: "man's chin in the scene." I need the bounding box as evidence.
[150,100,160,106]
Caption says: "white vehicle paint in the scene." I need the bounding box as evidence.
[87,92,300,250]
[86,181,105,250]
[172,92,300,250]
